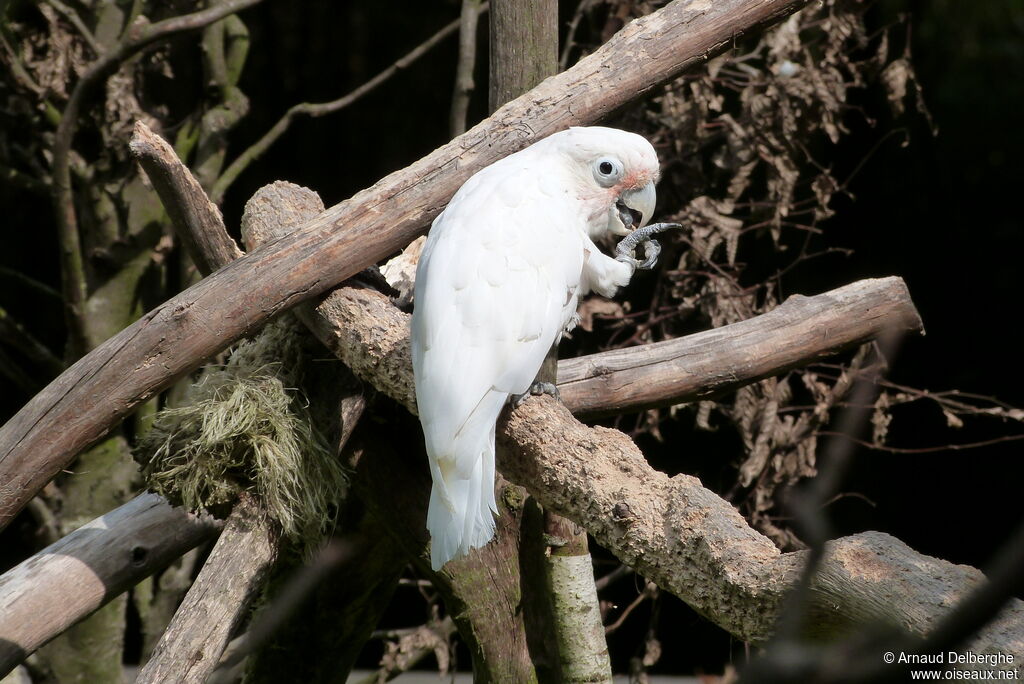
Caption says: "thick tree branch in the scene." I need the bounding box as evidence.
[497,396,1024,660]
[0,0,814,531]
[558,278,924,417]
[303,277,922,420]
[296,276,1022,656]
[0,494,219,677]
[135,494,277,684]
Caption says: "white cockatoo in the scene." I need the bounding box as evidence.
[411,126,672,570]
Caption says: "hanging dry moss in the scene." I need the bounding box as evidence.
[137,317,347,550]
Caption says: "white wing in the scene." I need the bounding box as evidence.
[411,153,584,568]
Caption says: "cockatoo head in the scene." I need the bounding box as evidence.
[546,126,661,239]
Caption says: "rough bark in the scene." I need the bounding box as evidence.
[557,277,925,417]
[0,0,815,531]
[129,121,242,276]
[497,397,1024,661]
[0,494,219,677]
[289,274,1024,657]
[135,494,278,684]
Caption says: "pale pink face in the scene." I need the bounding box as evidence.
[551,126,661,238]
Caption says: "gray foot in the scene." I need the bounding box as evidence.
[615,222,681,270]
[512,381,561,408]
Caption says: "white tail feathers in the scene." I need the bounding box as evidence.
[427,443,498,570]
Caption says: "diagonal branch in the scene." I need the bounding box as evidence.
[0,0,816,531]
[129,121,243,275]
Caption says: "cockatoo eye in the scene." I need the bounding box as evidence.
[593,157,624,187]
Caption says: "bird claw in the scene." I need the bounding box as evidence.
[511,381,560,408]
[615,222,681,271]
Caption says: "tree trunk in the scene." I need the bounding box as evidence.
[488,1,612,681]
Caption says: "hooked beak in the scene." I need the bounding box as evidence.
[613,181,656,236]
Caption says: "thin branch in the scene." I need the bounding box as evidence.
[817,430,1024,454]
[449,0,486,136]
[0,22,45,96]
[0,163,48,194]
[38,0,103,55]
[0,305,63,379]
[604,582,655,635]
[560,0,600,70]
[212,10,473,203]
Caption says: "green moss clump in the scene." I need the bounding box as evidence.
[137,318,347,550]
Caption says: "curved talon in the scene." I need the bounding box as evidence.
[511,381,560,408]
[637,238,661,270]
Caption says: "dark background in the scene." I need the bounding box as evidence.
[1,0,1021,677]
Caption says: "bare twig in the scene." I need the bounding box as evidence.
[817,431,1024,454]
[39,0,103,55]
[560,0,600,70]
[450,0,486,136]
[604,582,656,635]
[212,11,472,203]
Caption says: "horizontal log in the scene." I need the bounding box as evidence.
[0,494,219,676]
[557,277,924,417]
[303,277,922,419]
[0,0,814,531]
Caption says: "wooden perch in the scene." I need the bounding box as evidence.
[498,396,1024,658]
[303,276,923,419]
[558,279,925,417]
[0,0,815,530]
[0,494,219,676]
[298,277,1024,657]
